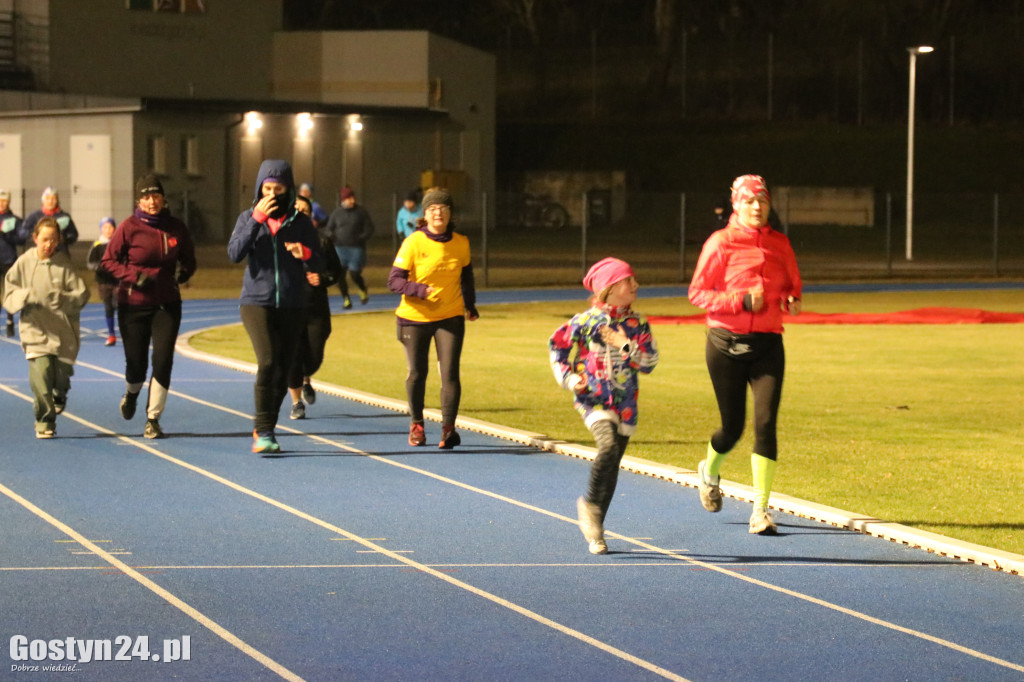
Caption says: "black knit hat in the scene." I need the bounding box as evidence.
[135,174,164,200]
[422,188,453,212]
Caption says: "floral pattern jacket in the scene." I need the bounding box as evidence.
[548,303,659,435]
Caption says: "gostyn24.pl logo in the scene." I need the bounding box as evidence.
[9,635,191,668]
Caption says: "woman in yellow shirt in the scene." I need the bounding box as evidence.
[388,188,479,448]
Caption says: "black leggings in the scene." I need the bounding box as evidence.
[287,310,332,389]
[586,420,630,521]
[398,316,465,425]
[705,330,785,460]
[241,305,306,434]
[119,303,182,388]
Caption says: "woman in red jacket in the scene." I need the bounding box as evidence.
[102,175,196,440]
[688,174,802,534]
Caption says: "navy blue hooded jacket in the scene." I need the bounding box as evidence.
[227,160,322,308]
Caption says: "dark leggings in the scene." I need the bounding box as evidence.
[287,311,332,389]
[705,330,785,460]
[398,316,465,425]
[586,420,631,521]
[241,305,306,434]
[119,303,182,388]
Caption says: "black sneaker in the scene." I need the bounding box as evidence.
[54,394,67,415]
[120,391,138,420]
[144,418,164,439]
[301,382,316,405]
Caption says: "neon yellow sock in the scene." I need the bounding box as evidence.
[751,453,777,509]
[705,442,728,480]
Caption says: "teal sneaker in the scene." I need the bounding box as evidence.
[252,431,281,454]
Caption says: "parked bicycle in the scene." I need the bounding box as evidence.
[516,193,570,229]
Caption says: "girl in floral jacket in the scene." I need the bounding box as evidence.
[549,257,659,554]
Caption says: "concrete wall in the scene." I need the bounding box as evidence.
[0,109,134,241]
[773,187,875,227]
[49,0,282,101]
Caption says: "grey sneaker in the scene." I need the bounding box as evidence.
[301,382,316,405]
[289,401,306,420]
[749,507,778,534]
[144,418,165,439]
[697,460,723,512]
[576,496,607,554]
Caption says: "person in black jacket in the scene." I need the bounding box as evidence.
[0,189,24,337]
[324,186,374,309]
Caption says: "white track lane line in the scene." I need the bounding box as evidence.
[0,380,691,682]
[22,359,1024,677]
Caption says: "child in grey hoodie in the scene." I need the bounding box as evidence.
[3,217,90,437]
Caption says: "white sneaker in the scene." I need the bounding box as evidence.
[697,460,723,512]
[576,496,607,554]
[749,507,777,534]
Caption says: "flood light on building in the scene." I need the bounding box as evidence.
[245,111,263,136]
[297,112,314,138]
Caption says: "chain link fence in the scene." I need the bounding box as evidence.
[432,191,1024,287]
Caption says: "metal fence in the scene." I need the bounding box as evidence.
[432,191,1024,287]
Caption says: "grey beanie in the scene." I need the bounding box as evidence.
[421,188,453,212]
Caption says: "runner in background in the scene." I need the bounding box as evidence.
[286,194,338,420]
[0,189,24,337]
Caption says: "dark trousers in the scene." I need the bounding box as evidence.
[705,330,785,460]
[287,309,332,390]
[241,305,306,434]
[586,419,631,521]
[119,303,182,388]
[397,316,465,425]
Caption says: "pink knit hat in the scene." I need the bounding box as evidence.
[730,174,770,208]
[583,257,634,294]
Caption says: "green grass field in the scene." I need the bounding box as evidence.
[188,286,1024,556]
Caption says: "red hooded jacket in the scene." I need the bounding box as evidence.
[688,216,802,334]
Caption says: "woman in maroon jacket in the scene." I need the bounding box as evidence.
[102,175,196,439]
[688,174,802,535]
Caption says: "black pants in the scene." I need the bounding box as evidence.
[705,329,785,460]
[397,316,465,425]
[241,305,306,434]
[287,309,332,389]
[586,420,631,521]
[119,303,182,388]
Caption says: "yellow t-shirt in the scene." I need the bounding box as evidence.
[393,230,471,322]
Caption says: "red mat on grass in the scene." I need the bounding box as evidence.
[648,307,1024,325]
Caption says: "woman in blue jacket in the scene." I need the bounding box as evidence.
[228,160,322,454]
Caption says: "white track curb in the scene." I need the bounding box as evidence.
[178,327,1024,578]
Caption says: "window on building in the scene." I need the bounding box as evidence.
[181,135,200,175]
[147,135,167,174]
[127,0,206,12]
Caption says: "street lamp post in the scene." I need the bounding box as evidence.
[906,45,933,261]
